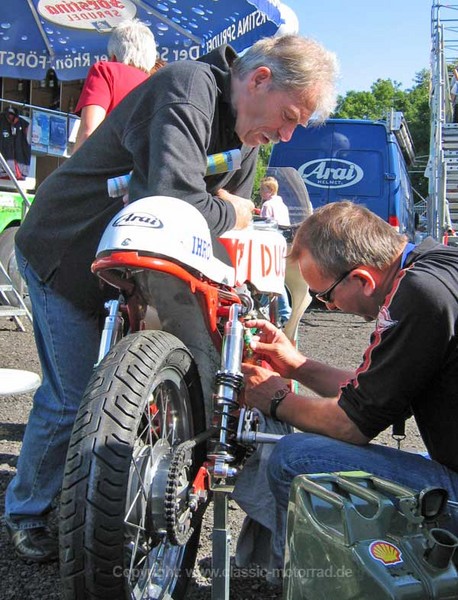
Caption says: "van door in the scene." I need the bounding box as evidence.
[269,120,390,222]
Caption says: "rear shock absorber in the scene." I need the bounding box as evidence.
[207,303,245,478]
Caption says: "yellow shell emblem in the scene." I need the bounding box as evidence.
[369,540,403,565]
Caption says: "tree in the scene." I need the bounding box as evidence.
[335,79,408,120]
[335,79,407,120]
[401,69,431,199]
[335,72,430,199]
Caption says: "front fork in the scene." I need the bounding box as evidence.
[96,297,124,365]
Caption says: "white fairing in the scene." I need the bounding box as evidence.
[219,228,287,294]
[97,197,235,284]
[97,196,287,293]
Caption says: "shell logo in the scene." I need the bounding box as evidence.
[369,540,403,566]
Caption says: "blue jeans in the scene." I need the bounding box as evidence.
[4,247,101,529]
[259,287,291,324]
[267,432,458,568]
[278,287,291,323]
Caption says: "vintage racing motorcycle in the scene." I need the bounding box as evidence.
[58,176,312,600]
[57,171,458,599]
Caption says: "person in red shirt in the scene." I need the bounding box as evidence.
[73,19,157,151]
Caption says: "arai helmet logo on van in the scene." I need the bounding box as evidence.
[298,158,364,189]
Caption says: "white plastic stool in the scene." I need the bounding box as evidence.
[0,368,41,396]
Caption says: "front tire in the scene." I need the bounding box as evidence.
[59,330,206,599]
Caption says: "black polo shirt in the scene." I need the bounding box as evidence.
[339,238,458,472]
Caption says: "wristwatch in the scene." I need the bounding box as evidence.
[270,387,291,421]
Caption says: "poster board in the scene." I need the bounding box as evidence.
[31,109,68,157]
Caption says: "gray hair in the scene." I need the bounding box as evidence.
[291,201,407,276]
[231,34,339,122]
[107,19,157,73]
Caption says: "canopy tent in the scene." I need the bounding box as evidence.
[0,0,297,81]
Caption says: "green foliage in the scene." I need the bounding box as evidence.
[335,79,407,120]
[402,69,431,198]
[252,143,272,206]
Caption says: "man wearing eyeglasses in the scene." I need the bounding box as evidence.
[241,200,458,572]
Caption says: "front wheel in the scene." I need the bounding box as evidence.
[59,330,206,599]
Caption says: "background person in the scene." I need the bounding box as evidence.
[260,175,292,324]
[242,201,458,573]
[4,34,339,563]
[451,67,458,123]
[0,106,31,180]
[451,79,458,124]
[73,19,157,151]
[260,175,290,225]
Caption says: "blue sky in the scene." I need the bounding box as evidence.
[284,0,433,95]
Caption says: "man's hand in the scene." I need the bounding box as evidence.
[217,189,254,229]
[243,319,305,379]
[241,363,289,416]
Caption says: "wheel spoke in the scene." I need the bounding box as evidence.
[124,372,194,596]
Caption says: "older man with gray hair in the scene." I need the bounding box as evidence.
[5,33,339,562]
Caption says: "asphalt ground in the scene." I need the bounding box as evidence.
[0,309,425,599]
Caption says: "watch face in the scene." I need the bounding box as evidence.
[273,388,289,401]
[270,387,290,421]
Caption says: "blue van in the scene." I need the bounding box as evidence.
[269,116,416,239]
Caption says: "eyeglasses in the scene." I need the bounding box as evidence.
[314,269,354,304]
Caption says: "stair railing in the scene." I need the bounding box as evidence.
[429,2,446,239]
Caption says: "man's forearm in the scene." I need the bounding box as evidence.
[291,358,355,398]
[275,393,369,444]
[74,105,106,152]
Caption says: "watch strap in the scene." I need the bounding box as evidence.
[270,387,290,421]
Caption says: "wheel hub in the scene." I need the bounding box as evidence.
[126,438,196,546]
[125,438,171,539]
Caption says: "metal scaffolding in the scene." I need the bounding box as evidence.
[428,1,458,239]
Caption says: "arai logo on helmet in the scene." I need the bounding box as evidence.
[298,159,364,189]
[113,212,163,228]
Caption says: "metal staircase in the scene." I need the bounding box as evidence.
[429,1,458,239]
[442,123,458,225]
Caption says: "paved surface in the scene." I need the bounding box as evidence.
[0,310,424,599]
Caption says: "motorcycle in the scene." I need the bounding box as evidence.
[58,193,312,600]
